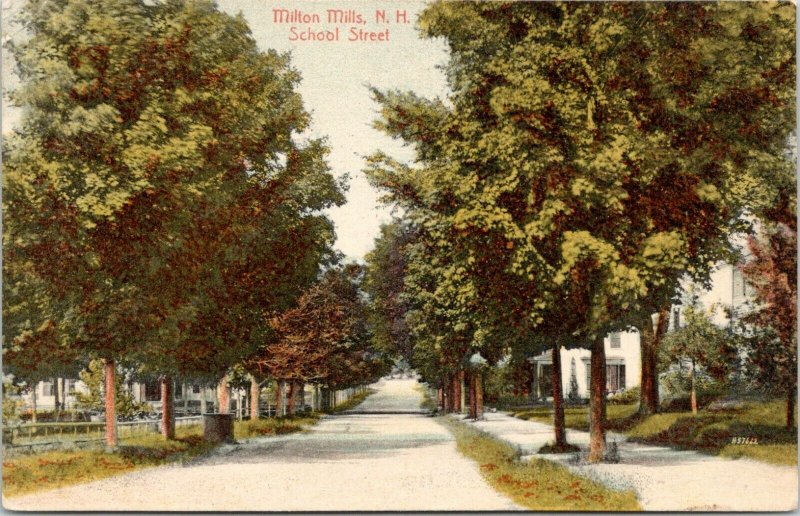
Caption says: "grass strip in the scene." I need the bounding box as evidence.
[2,425,214,498]
[513,400,797,466]
[438,417,641,511]
[234,414,320,438]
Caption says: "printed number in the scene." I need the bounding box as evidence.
[730,437,758,445]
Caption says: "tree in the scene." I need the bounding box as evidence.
[740,223,797,429]
[74,359,145,417]
[364,221,417,363]
[4,0,343,444]
[251,264,389,409]
[567,358,580,403]
[396,1,794,463]
[660,302,739,414]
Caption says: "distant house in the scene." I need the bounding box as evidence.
[528,261,753,402]
[528,330,641,400]
[16,378,245,416]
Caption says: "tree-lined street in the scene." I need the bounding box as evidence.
[2,0,796,511]
[5,379,521,512]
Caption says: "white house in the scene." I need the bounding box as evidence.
[15,378,247,417]
[528,330,641,400]
[528,261,751,401]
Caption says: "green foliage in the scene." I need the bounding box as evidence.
[660,302,740,380]
[73,360,145,417]
[364,221,416,362]
[607,386,640,406]
[234,415,319,438]
[659,370,728,409]
[3,0,344,385]
[738,223,797,401]
[252,265,389,389]
[3,380,24,424]
[365,2,795,394]
[2,425,212,498]
[567,358,581,403]
[439,417,641,510]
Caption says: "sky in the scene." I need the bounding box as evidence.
[1,0,451,261]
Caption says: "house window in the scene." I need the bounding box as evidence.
[144,379,161,401]
[41,382,53,397]
[610,333,621,349]
[193,384,201,394]
[66,380,76,394]
[175,383,183,399]
[586,363,626,393]
[607,363,626,392]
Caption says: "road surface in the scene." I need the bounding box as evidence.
[4,378,521,511]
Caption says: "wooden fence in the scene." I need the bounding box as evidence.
[2,416,203,453]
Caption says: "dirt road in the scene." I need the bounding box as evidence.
[4,378,521,511]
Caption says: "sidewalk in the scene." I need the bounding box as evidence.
[455,411,798,511]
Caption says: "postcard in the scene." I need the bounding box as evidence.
[2,0,797,511]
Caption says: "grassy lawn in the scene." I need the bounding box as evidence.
[439,417,641,511]
[2,425,214,498]
[514,404,639,433]
[4,412,328,498]
[234,414,320,438]
[513,400,797,466]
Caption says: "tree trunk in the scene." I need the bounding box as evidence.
[61,378,67,412]
[552,344,567,447]
[437,385,444,411]
[200,388,208,415]
[475,370,484,419]
[467,371,477,419]
[236,389,242,421]
[53,377,60,421]
[30,386,37,423]
[639,308,669,415]
[453,372,462,413]
[182,383,188,416]
[217,376,230,415]
[459,370,466,410]
[287,380,297,416]
[588,335,606,463]
[161,376,175,439]
[298,382,306,412]
[275,380,284,417]
[250,377,260,420]
[104,359,118,449]
[787,387,795,431]
[690,359,698,415]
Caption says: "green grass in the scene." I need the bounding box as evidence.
[439,417,641,511]
[4,414,327,498]
[234,415,320,439]
[513,404,639,432]
[414,383,437,411]
[325,388,376,414]
[2,425,214,498]
[513,400,797,466]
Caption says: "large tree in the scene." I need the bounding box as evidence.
[251,264,388,413]
[364,221,416,364]
[740,222,797,430]
[4,0,343,445]
[367,1,794,463]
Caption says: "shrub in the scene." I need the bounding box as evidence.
[607,386,640,405]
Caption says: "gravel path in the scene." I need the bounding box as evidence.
[466,411,798,511]
[4,379,521,512]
